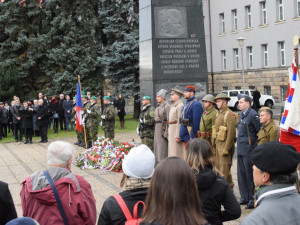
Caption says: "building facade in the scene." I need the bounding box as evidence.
[203,0,300,102]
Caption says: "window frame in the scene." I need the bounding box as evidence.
[278,0,284,21]
[262,44,269,68]
[232,9,238,31]
[246,5,252,28]
[247,46,253,69]
[279,41,285,66]
[221,50,227,71]
[220,13,225,33]
[261,1,267,25]
[233,48,239,70]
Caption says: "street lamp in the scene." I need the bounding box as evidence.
[237,37,246,94]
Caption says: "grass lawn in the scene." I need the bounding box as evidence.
[0,115,138,144]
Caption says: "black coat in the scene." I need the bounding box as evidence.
[21,107,34,129]
[116,99,126,117]
[98,188,148,225]
[58,100,64,117]
[63,100,73,118]
[0,108,9,124]
[36,103,49,127]
[194,166,241,225]
[11,104,24,124]
[0,181,17,225]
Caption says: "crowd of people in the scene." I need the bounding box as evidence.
[0,85,300,225]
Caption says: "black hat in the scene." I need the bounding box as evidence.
[251,141,300,174]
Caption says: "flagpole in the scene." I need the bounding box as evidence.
[78,75,87,149]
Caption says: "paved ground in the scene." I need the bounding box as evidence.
[0,131,252,224]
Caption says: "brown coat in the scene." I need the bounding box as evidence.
[257,120,279,145]
[168,100,185,159]
[154,101,170,162]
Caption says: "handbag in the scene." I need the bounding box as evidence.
[44,170,69,225]
[53,113,59,119]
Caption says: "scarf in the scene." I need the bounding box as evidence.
[124,177,151,191]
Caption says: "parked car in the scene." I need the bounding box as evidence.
[221,89,275,110]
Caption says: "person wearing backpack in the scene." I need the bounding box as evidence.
[98,144,155,225]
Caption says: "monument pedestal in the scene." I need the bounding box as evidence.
[139,0,208,101]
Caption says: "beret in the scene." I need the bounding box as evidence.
[81,91,86,95]
[91,96,97,100]
[82,95,88,98]
[185,85,196,92]
[73,97,77,100]
[251,141,300,173]
[103,96,110,100]
[143,96,151,100]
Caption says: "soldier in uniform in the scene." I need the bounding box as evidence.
[237,95,261,209]
[168,88,185,158]
[137,96,155,151]
[179,85,203,148]
[79,94,90,148]
[257,108,279,145]
[85,96,101,148]
[101,96,116,139]
[154,89,170,163]
[198,94,218,148]
[212,93,237,189]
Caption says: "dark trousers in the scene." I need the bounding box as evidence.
[65,117,73,131]
[34,130,40,136]
[2,124,7,137]
[13,123,23,141]
[237,155,254,204]
[39,126,47,142]
[118,115,125,122]
[59,115,65,130]
[24,128,33,141]
[53,118,59,132]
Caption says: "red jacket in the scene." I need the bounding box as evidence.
[21,167,97,225]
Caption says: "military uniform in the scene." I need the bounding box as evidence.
[138,104,155,151]
[257,120,279,145]
[85,102,101,146]
[101,103,116,139]
[199,106,218,144]
[154,100,170,162]
[213,105,236,188]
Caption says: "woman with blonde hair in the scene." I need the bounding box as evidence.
[140,157,209,225]
[186,139,241,225]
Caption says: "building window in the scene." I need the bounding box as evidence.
[245,5,252,28]
[247,46,253,69]
[279,41,285,66]
[235,86,241,90]
[220,13,225,33]
[280,85,288,101]
[249,85,255,90]
[262,44,268,67]
[264,85,271,95]
[233,48,239,70]
[278,0,284,21]
[232,9,238,30]
[223,86,229,90]
[297,0,300,17]
[221,50,226,71]
[260,1,267,24]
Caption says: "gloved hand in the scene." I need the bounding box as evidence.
[100,121,103,126]
[139,118,144,123]
[101,115,105,119]
[222,150,229,156]
[87,110,91,114]
[136,126,140,135]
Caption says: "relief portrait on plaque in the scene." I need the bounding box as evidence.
[154,7,188,38]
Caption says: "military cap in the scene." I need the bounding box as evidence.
[142,96,151,100]
[185,85,196,92]
[202,94,215,103]
[171,88,183,96]
[103,96,110,100]
[252,141,300,174]
[91,96,97,100]
[81,91,86,95]
[82,95,88,98]
[157,89,168,99]
[73,97,77,100]
[258,106,271,113]
[214,93,231,100]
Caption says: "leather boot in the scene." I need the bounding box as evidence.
[122,121,125,129]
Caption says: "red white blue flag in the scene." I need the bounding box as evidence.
[76,82,83,132]
[280,57,300,152]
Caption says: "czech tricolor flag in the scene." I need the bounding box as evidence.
[76,82,83,132]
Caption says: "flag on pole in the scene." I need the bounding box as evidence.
[76,82,83,132]
[280,57,300,152]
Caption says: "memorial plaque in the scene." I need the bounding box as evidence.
[139,0,207,103]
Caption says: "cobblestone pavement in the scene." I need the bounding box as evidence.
[0,131,252,224]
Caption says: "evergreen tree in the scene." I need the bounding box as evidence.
[100,0,140,118]
[0,66,21,101]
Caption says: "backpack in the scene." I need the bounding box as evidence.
[114,194,145,225]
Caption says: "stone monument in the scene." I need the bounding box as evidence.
[139,0,208,101]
